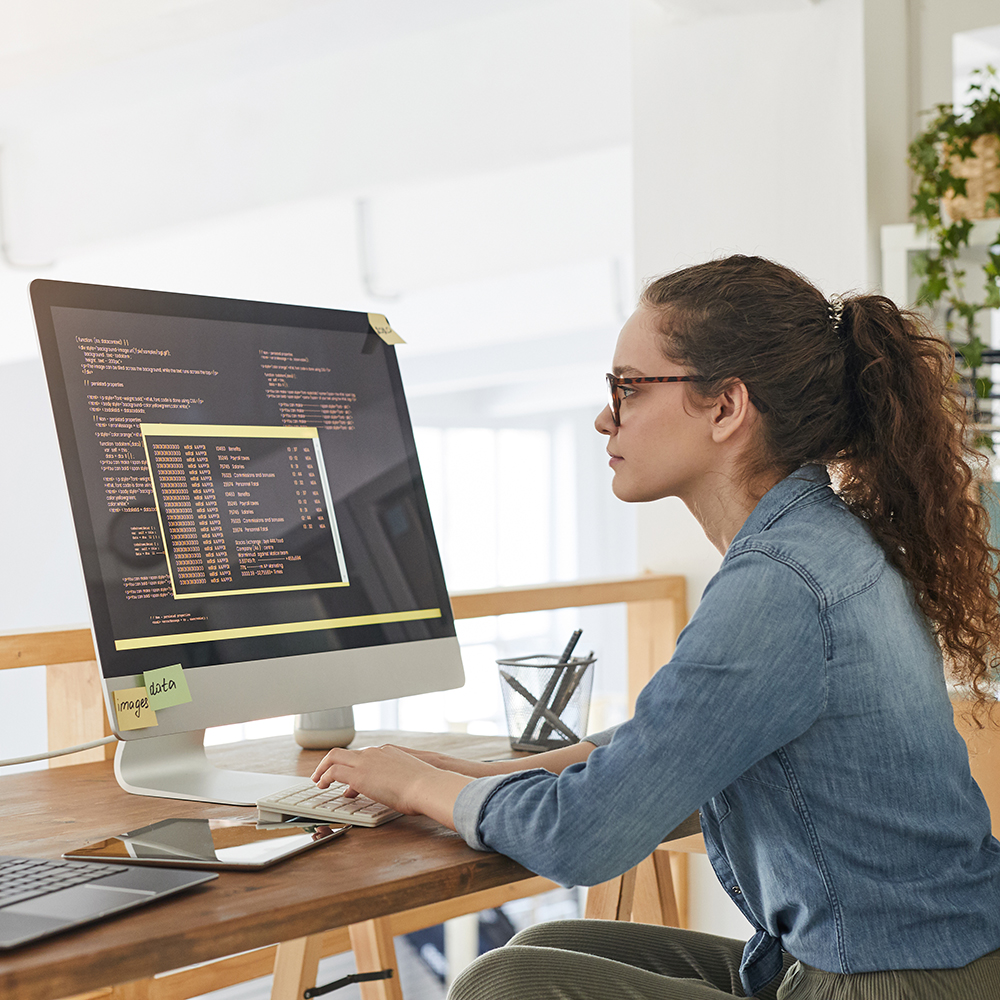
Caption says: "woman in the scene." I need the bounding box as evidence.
[313,256,1000,998]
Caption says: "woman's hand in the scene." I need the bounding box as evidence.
[310,744,472,830]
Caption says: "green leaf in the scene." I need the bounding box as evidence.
[911,251,931,277]
[959,338,985,369]
[916,274,949,306]
[951,218,975,243]
[911,188,940,222]
[954,301,981,326]
[948,176,969,198]
[974,432,996,455]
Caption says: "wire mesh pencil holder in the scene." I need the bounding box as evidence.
[497,653,595,752]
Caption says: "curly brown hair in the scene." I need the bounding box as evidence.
[641,255,1000,716]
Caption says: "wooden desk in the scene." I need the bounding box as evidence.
[0,576,692,998]
[0,732,556,1000]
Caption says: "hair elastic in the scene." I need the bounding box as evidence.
[828,293,845,335]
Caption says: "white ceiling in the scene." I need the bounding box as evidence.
[0,0,538,93]
[652,0,819,19]
[0,0,630,262]
[0,0,827,264]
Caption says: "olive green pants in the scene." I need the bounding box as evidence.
[447,920,1000,1000]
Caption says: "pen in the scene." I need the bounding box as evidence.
[558,628,583,663]
[550,651,594,719]
[518,662,567,743]
[537,630,584,743]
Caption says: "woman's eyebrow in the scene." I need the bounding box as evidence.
[612,365,645,377]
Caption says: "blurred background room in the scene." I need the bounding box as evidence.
[2,1,999,992]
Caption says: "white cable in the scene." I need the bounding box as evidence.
[0,735,118,767]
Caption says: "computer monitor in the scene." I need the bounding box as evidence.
[30,279,464,805]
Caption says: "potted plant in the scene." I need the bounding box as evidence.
[908,66,1000,434]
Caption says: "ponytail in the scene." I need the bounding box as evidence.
[836,295,1000,711]
[641,256,1000,714]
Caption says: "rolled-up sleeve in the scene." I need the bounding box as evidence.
[454,771,549,851]
[582,726,617,747]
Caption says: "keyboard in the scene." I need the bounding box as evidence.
[0,856,121,909]
[256,781,401,827]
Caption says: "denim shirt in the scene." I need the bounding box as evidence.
[454,465,1000,994]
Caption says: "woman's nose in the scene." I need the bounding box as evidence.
[595,403,614,436]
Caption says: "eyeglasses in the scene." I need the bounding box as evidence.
[605,372,702,426]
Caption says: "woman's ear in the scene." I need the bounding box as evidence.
[710,380,754,444]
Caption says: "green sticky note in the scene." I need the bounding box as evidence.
[142,663,193,711]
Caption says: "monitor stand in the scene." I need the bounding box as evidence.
[114,730,298,806]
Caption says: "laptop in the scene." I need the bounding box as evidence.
[0,855,216,949]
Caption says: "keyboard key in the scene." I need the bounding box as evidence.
[0,856,119,908]
[256,783,401,827]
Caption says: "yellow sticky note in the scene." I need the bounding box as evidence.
[114,687,158,731]
[368,313,405,345]
[143,663,193,711]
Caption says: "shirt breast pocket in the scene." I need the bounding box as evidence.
[703,789,731,824]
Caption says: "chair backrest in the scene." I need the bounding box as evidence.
[953,700,1000,838]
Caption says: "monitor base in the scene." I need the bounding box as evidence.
[114,730,297,805]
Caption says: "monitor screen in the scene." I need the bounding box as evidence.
[31,280,464,802]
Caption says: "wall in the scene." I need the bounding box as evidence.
[630,0,869,608]
[629,0,870,940]
[914,0,1000,111]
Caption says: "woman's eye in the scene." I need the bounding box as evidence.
[619,385,637,400]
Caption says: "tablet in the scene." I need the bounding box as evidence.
[64,817,349,870]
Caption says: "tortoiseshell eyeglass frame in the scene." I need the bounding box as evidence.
[605,372,702,426]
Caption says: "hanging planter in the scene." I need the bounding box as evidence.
[940,133,1000,223]
[907,67,1000,446]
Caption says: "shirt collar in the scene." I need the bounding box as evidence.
[730,464,832,548]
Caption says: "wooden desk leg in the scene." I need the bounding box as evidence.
[272,933,324,1000]
[584,865,637,920]
[349,916,404,1000]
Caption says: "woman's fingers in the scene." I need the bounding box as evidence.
[310,746,354,785]
[309,745,430,814]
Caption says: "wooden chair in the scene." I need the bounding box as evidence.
[584,814,703,927]
[954,699,1000,838]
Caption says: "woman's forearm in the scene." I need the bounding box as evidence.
[491,739,597,774]
[401,739,597,778]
